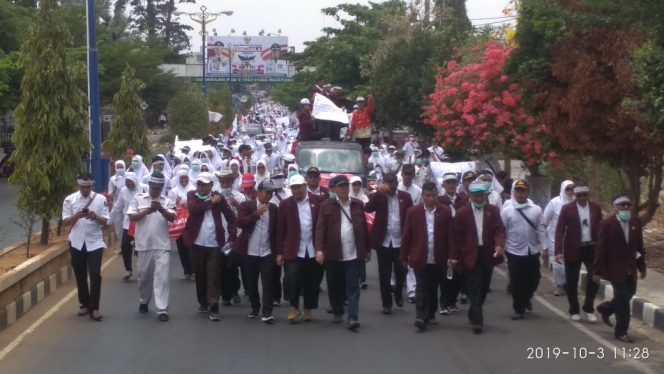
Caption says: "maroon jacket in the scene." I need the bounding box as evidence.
[315,198,370,261]
[182,191,237,248]
[276,194,323,260]
[232,200,278,257]
[308,186,330,200]
[554,201,602,261]
[297,109,317,141]
[364,190,413,249]
[437,193,470,211]
[400,204,453,271]
[594,216,646,284]
[450,204,506,270]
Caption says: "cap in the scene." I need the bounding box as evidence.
[196,172,214,185]
[442,172,458,182]
[513,179,529,190]
[401,164,415,174]
[356,96,365,102]
[257,180,277,191]
[263,142,272,150]
[181,145,191,151]
[468,180,487,193]
[300,98,311,105]
[151,155,165,165]
[306,166,320,176]
[350,176,362,184]
[462,171,477,181]
[271,171,285,179]
[241,173,256,189]
[215,169,233,179]
[289,174,306,186]
[329,175,350,187]
[282,154,295,162]
[479,169,494,177]
[388,145,396,150]
[573,186,590,194]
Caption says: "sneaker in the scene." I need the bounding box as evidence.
[139,303,149,314]
[426,318,438,325]
[360,282,368,290]
[248,311,259,319]
[511,313,524,320]
[448,305,459,313]
[408,297,416,304]
[553,289,564,296]
[616,334,635,343]
[157,313,169,322]
[123,271,132,282]
[302,308,313,322]
[183,273,193,280]
[209,312,222,321]
[89,310,103,321]
[273,300,281,307]
[333,314,344,323]
[571,314,581,322]
[347,320,360,331]
[77,307,89,316]
[262,315,275,324]
[439,307,450,316]
[472,324,483,334]
[197,305,209,313]
[414,319,427,331]
[232,293,242,305]
[586,313,598,323]
[382,307,392,315]
[288,307,298,323]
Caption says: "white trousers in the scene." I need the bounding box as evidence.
[137,249,171,312]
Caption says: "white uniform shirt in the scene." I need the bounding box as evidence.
[473,205,484,246]
[127,193,176,251]
[501,203,547,256]
[382,193,402,248]
[577,203,592,243]
[247,204,271,257]
[296,196,315,258]
[195,209,219,248]
[398,182,422,205]
[340,201,357,261]
[111,186,146,230]
[270,188,292,206]
[425,206,436,264]
[62,191,109,251]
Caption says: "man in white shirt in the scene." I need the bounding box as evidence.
[500,179,547,320]
[260,142,282,173]
[127,172,176,321]
[62,173,109,321]
[398,164,422,205]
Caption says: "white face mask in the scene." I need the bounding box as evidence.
[115,169,125,176]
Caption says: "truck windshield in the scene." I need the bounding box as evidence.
[297,148,364,174]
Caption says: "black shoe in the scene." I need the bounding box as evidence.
[209,312,222,321]
[326,308,334,314]
[395,297,404,308]
[511,313,524,320]
[382,307,393,315]
[408,297,416,304]
[472,325,483,334]
[360,282,368,290]
[232,293,242,305]
[616,334,634,343]
[459,295,468,305]
[526,301,533,312]
[157,313,169,322]
[197,305,209,313]
[598,307,613,327]
[139,303,149,314]
[261,315,275,324]
[347,320,360,331]
[415,319,427,331]
[333,314,344,323]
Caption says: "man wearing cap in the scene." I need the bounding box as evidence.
[459,171,477,195]
[261,143,281,172]
[127,172,177,321]
[542,180,575,296]
[241,173,257,200]
[365,172,413,314]
[305,167,330,199]
[438,172,468,216]
[346,89,374,149]
[297,98,321,141]
[501,179,547,320]
[62,173,110,321]
[316,175,371,331]
[593,196,646,343]
[450,180,506,334]
[234,181,279,324]
[398,164,422,205]
[388,149,406,174]
[237,144,255,175]
[182,172,238,321]
[276,175,325,323]
[555,185,602,322]
[181,145,191,156]
[400,182,453,331]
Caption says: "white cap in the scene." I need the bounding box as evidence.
[356,96,365,102]
[300,98,310,105]
[350,176,362,184]
[289,174,305,186]
[573,186,590,194]
[282,154,295,162]
[196,172,213,184]
[442,172,458,182]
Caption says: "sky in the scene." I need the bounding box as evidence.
[174,0,513,53]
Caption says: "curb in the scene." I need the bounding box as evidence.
[580,272,664,332]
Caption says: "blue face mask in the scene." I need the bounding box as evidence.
[195,192,211,201]
[483,182,492,191]
[191,164,201,172]
[617,210,631,221]
[288,171,297,179]
[472,201,485,209]
[329,192,337,200]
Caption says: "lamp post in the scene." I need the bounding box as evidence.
[175,6,233,98]
[86,0,104,190]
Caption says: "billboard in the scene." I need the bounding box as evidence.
[206,35,289,78]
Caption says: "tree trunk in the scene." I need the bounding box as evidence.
[424,0,431,24]
[640,156,663,225]
[625,152,643,223]
[40,218,49,245]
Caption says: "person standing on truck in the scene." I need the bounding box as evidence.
[297,98,321,142]
[346,89,374,149]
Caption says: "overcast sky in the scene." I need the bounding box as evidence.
[175,0,513,52]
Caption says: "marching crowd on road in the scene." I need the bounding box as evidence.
[61,87,646,343]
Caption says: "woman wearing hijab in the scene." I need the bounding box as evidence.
[229,159,242,191]
[108,160,127,240]
[542,180,574,296]
[130,155,150,183]
[254,160,271,185]
[189,159,202,181]
[168,169,196,280]
[349,176,369,204]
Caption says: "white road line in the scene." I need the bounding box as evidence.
[0,254,117,361]
[494,268,657,374]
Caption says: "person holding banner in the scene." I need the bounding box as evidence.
[297,98,321,141]
[346,89,374,149]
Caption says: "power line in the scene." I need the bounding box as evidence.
[472,18,516,27]
[468,16,515,21]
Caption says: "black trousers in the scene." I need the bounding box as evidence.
[219,252,241,301]
[284,257,323,309]
[272,263,283,302]
[507,252,541,314]
[120,229,133,272]
[597,276,637,337]
[465,261,494,326]
[70,244,104,311]
[441,271,464,308]
[326,259,361,321]
[415,265,442,321]
[356,137,371,150]
[564,245,599,314]
[190,245,220,312]
[175,236,193,275]
[377,246,406,308]
[245,254,275,316]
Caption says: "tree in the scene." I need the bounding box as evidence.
[129,0,194,58]
[206,85,234,129]
[103,64,149,161]
[9,0,89,245]
[0,0,34,116]
[166,85,208,140]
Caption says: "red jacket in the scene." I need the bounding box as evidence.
[297,109,317,141]
[450,204,506,270]
[554,201,602,261]
[364,190,413,250]
[276,194,323,260]
[233,200,278,257]
[400,204,453,271]
[349,95,374,138]
[437,193,470,211]
[182,191,237,248]
[315,198,370,261]
[594,216,646,284]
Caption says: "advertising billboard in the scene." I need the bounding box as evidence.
[206,35,289,78]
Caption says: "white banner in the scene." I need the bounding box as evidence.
[231,115,238,133]
[208,111,223,123]
[312,93,349,124]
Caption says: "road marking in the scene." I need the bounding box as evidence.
[0,254,117,361]
[494,268,657,374]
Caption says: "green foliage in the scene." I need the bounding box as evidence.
[11,199,38,257]
[9,0,89,239]
[206,85,234,128]
[129,0,194,57]
[632,41,664,134]
[271,70,318,111]
[103,64,149,160]
[167,85,209,140]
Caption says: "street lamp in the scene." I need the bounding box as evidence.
[174,6,233,98]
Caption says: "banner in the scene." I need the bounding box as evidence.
[206,35,289,77]
[312,93,349,124]
[208,111,223,123]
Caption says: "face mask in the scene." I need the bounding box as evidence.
[617,210,631,221]
[195,192,211,201]
[513,202,527,210]
[422,160,429,166]
[472,201,485,209]
[131,161,140,169]
[191,165,201,172]
[483,182,492,191]
[288,171,297,179]
[416,159,423,166]
[115,169,125,176]
[372,152,379,158]
[329,192,337,200]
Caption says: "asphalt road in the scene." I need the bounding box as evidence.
[0,250,663,374]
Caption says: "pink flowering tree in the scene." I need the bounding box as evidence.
[422,41,556,173]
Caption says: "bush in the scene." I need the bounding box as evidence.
[166,85,208,140]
